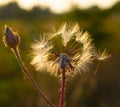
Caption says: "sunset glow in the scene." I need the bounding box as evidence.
[0,0,119,13]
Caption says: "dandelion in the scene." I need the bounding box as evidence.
[94,49,111,74]
[30,23,97,107]
[31,23,96,75]
[3,24,110,107]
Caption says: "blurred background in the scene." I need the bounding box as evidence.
[0,0,120,107]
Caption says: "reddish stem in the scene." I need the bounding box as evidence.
[60,69,66,107]
[13,48,55,107]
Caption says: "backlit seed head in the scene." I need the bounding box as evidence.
[30,23,96,76]
[3,25,20,50]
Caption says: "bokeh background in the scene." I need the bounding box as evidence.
[0,0,120,107]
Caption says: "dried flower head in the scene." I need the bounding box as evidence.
[30,23,97,76]
[3,25,20,50]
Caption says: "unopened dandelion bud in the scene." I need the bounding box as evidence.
[3,25,20,50]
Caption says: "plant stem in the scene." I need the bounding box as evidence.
[94,61,101,74]
[13,48,56,107]
[60,69,66,107]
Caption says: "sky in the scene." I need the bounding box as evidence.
[0,0,119,13]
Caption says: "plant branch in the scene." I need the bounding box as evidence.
[13,48,56,107]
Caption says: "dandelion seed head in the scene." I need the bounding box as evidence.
[30,23,99,76]
[30,37,53,71]
[56,23,80,46]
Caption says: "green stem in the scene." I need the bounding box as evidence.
[13,48,56,107]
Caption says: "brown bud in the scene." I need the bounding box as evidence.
[3,25,20,50]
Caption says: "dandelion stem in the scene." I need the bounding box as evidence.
[94,61,101,74]
[13,48,56,107]
[60,69,66,107]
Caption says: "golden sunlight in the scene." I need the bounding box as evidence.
[0,0,119,13]
[74,0,119,9]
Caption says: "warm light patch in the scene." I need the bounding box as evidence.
[36,0,72,13]
[74,0,96,9]
[0,0,119,13]
[74,0,119,9]
[0,0,13,5]
[96,0,119,9]
[16,0,37,10]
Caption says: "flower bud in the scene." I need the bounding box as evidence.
[3,25,20,50]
